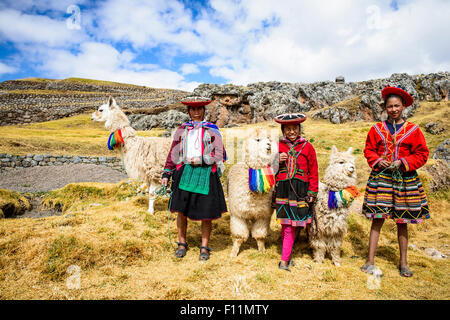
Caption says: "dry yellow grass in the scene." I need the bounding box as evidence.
[0,181,448,300]
[0,114,164,156]
[0,101,449,300]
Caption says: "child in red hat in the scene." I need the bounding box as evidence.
[273,113,319,271]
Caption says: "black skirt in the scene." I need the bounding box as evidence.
[274,179,312,227]
[169,164,227,220]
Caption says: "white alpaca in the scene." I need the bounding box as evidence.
[228,129,278,257]
[309,145,358,266]
[91,96,171,214]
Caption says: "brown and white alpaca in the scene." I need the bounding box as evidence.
[91,96,171,214]
[309,145,359,266]
[228,129,278,257]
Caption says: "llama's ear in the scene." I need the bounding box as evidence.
[346,147,353,154]
[108,96,118,109]
[331,145,338,155]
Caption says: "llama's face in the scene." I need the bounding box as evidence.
[91,102,111,123]
[91,97,130,132]
[244,129,276,169]
[324,146,357,189]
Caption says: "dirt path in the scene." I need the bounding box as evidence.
[0,164,128,193]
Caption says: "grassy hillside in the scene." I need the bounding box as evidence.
[0,101,448,300]
[0,114,164,156]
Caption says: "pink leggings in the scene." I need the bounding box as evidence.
[281,224,297,262]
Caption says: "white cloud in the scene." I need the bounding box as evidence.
[195,0,450,84]
[0,8,85,46]
[28,42,199,91]
[0,62,17,76]
[180,63,200,75]
[95,0,204,53]
[0,0,88,12]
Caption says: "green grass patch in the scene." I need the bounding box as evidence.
[45,235,93,281]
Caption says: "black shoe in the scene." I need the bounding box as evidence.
[199,246,212,261]
[278,261,290,272]
[175,242,188,258]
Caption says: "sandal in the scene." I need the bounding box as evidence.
[361,263,383,276]
[175,242,188,258]
[199,246,212,261]
[278,261,291,272]
[360,263,375,274]
[399,265,413,277]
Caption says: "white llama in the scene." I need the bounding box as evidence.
[228,128,278,257]
[91,96,171,214]
[309,145,359,266]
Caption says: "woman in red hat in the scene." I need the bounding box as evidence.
[273,113,319,271]
[161,97,227,261]
[360,86,430,277]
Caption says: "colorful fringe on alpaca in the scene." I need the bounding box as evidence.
[249,166,276,193]
[107,129,124,150]
[328,186,360,209]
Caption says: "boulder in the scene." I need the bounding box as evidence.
[425,121,445,135]
[433,139,450,163]
[130,109,189,130]
[424,160,450,192]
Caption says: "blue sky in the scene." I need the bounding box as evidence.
[0,0,449,91]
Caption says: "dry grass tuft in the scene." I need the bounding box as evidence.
[0,189,31,218]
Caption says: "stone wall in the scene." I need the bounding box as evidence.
[0,153,125,173]
[0,79,189,126]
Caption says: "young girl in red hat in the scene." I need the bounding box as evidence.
[361,86,430,277]
[273,113,318,271]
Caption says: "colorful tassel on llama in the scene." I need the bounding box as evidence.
[107,129,124,150]
[249,166,275,193]
[328,186,359,209]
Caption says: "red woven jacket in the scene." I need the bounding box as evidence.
[364,121,429,172]
[276,137,319,196]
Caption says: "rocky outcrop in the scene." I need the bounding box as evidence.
[129,109,190,130]
[424,160,450,192]
[425,121,445,135]
[193,72,449,126]
[1,72,448,128]
[433,139,450,163]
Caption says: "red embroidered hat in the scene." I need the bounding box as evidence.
[274,113,307,124]
[181,96,212,107]
[381,86,414,107]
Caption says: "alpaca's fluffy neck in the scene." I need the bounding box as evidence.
[105,109,136,139]
[323,169,356,191]
[245,153,275,170]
